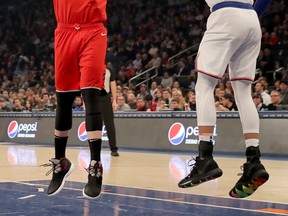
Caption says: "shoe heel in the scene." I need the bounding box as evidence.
[82,189,101,200]
[66,162,74,178]
[252,170,269,187]
[201,168,223,182]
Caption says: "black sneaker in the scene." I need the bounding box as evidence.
[229,157,269,198]
[178,157,223,188]
[83,160,103,199]
[111,150,119,157]
[42,157,74,196]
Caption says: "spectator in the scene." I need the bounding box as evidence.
[172,81,181,91]
[221,93,238,111]
[24,99,33,112]
[12,98,24,112]
[161,88,172,107]
[172,89,185,110]
[136,84,149,99]
[47,96,57,111]
[72,96,84,112]
[258,48,275,76]
[127,93,137,109]
[252,93,268,111]
[122,86,129,98]
[154,89,162,103]
[214,96,228,111]
[215,88,225,101]
[149,81,158,99]
[267,90,285,110]
[136,97,147,111]
[33,99,48,112]
[147,51,161,69]
[156,99,169,111]
[186,90,197,111]
[279,80,288,104]
[1,75,11,89]
[0,98,11,112]
[116,95,131,111]
[144,94,157,111]
[174,59,190,76]
[42,92,50,106]
[254,81,271,105]
[170,98,182,111]
[188,70,197,90]
[160,71,173,88]
[132,53,142,70]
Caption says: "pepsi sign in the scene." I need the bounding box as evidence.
[7,121,38,139]
[168,122,217,145]
[7,121,18,138]
[168,123,185,145]
[77,121,108,142]
[78,122,88,141]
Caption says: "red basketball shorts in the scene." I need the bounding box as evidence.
[54,23,107,92]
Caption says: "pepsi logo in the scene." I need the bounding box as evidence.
[168,122,185,145]
[78,121,87,141]
[169,156,187,179]
[7,121,19,139]
[7,147,18,165]
[78,150,90,168]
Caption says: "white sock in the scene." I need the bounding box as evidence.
[245,139,259,148]
[199,135,213,142]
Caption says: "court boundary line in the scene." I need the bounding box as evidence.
[11,180,288,206]
[11,181,288,216]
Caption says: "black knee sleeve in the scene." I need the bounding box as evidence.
[81,88,104,131]
[55,91,80,131]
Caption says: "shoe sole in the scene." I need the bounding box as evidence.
[82,188,101,200]
[229,170,269,198]
[178,168,223,188]
[48,162,74,196]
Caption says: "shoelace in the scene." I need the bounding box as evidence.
[84,162,102,177]
[186,157,198,177]
[237,165,244,176]
[40,159,61,176]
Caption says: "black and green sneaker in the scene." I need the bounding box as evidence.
[229,157,269,198]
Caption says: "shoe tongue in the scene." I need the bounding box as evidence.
[50,158,60,164]
[89,160,101,176]
[50,158,61,173]
[90,160,97,166]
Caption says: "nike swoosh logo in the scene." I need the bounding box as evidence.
[101,33,107,36]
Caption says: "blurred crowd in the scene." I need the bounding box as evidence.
[0,0,288,113]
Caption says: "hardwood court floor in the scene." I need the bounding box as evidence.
[0,143,288,215]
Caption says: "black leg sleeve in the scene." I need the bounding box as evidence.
[55,91,80,131]
[81,88,103,132]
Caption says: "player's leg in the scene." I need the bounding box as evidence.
[178,73,223,188]
[79,26,107,199]
[101,94,119,156]
[178,14,234,188]
[46,91,80,196]
[44,28,81,196]
[229,80,269,198]
[81,88,105,199]
[228,18,269,198]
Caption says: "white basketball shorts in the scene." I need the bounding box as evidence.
[195,7,261,81]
